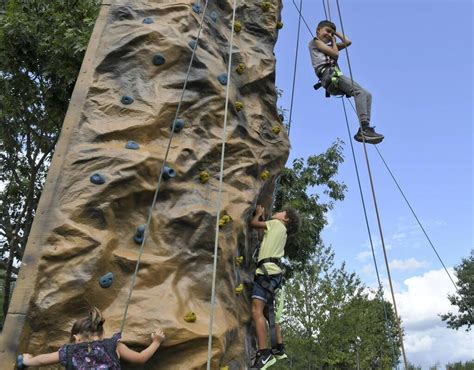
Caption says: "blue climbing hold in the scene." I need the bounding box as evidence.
[99,272,114,288]
[210,11,218,22]
[189,40,197,50]
[163,166,176,180]
[17,355,25,370]
[171,118,186,133]
[142,17,154,24]
[121,95,134,105]
[152,54,166,66]
[192,3,201,14]
[125,140,140,150]
[134,225,146,244]
[90,173,105,185]
[217,73,228,85]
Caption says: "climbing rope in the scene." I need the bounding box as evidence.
[287,0,303,135]
[119,0,211,333]
[341,98,398,363]
[325,0,332,21]
[334,0,409,367]
[206,0,238,368]
[291,0,313,37]
[321,0,328,20]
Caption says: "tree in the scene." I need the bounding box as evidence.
[0,0,99,321]
[441,250,474,331]
[273,140,347,268]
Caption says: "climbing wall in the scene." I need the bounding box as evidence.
[0,0,287,369]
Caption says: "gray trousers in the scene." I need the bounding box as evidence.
[327,75,372,125]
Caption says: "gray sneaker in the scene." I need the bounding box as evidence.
[354,126,384,144]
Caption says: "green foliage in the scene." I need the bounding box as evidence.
[274,140,347,268]
[0,0,99,321]
[441,250,474,331]
[272,252,400,369]
[446,360,474,370]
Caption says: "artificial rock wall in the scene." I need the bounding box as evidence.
[0,0,287,369]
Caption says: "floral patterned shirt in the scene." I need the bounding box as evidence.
[58,332,121,369]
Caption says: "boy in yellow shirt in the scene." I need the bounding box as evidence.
[249,204,300,369]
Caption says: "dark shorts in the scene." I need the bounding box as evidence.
[251,274,282,303]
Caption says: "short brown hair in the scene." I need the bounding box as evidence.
[283,207,301,235]
[69,307,105,342]
[317,20,336,32]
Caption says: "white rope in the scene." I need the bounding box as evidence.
[206,0,238,368]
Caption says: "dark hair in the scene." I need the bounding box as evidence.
[69,307,105,342]
[283,207,301,235]
[317,20,336,32]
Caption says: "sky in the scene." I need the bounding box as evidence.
[274,0,473,368]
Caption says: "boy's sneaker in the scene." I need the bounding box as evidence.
[354,126,384,144]
[272,346,288,361]
[251,349,277,369]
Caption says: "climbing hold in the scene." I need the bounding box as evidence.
[162,166,176,180]
[219,214,232,227]
[235,283,244,294]
[276,21,284,29]
[171,118,186,133]
[271,125,281,135]
[121,95,134,105]
[90,173,105,185]
[152,53,166,66]
[234,21,242,33]
[260,170,270,181]
[217,73,228,85]
[220,367,229,370]
[199,171,210,183]
[235,101,244,112]
[184,312,197,322]
[278,113,284,122]
[192,3,201,14]
[260,2,271,12]
[99,272,114,288]
[235,63,246,75]
[188,39,198,50]
[17,355,25,370]
[133,225,146,245]
[235,256,244,266]
[210,11,218,22]
[125,140,140,150]
[142,17,154,24]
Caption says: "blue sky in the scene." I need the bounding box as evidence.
[275,0,473,367]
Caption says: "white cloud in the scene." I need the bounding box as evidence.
[389,257,429,271]
[356,250,373,262]
[388,268,473,368]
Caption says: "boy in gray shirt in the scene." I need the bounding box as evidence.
[309,20,384,144]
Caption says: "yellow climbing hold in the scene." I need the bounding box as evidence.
[235,283,244,294]
[184,312,196,322]
[260,2,271,12]
[219,214,232,227]
[235,256,244,266]
[260,170,270,181]
[235,101,244,112]
[199,171,210,183]
[235,62,246,75]
[234,21,242,33]
[220,367,229,370]
[272,125,281,134]
[276,21,284,29]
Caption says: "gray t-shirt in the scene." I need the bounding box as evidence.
[308,38,333,71]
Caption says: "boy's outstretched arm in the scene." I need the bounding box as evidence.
[249,205,267,230]
[335,31,352,50]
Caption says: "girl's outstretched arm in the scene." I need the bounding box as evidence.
[118,328,165,364]
[22,352,60,366]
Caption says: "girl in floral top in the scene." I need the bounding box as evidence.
[20,307,165,369]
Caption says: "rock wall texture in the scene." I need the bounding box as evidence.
[1,0,287,369]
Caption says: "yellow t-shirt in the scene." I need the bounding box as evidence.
[256,219,287,275]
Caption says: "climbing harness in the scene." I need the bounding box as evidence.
[313,62,344,97]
